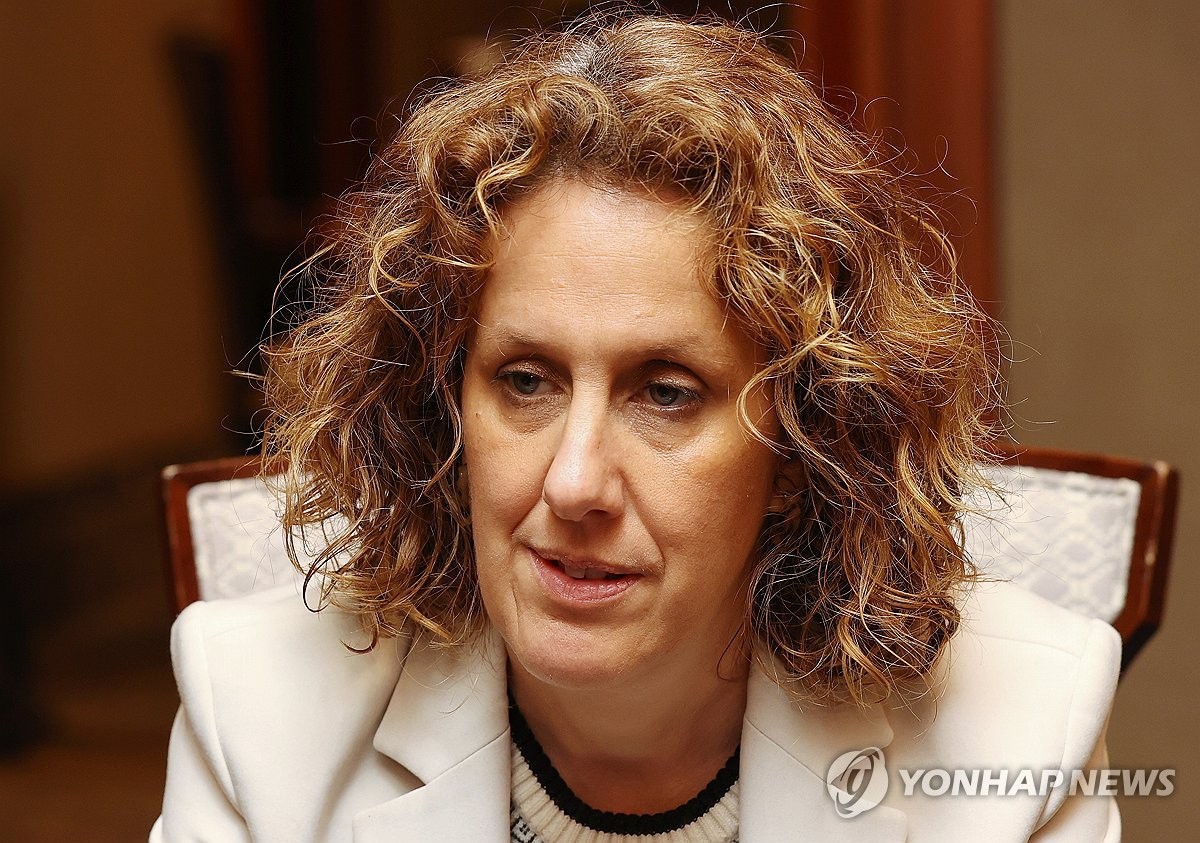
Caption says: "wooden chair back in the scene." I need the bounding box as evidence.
[161,444,1178,670]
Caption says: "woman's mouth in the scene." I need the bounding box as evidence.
[529,549,641,604]
[558,562,625,581]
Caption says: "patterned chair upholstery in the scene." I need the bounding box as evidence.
[185,472,321,602]
[962,465,1139,624]
[162,444,1177,670]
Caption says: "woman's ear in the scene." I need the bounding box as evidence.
[767,457,804,514]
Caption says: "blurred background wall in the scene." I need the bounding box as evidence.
[998,1,1199,837]
[0,1,1194,839]
[0,1,228,488]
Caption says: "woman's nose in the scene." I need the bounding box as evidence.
[541,398,624,522]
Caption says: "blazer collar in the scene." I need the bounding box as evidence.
[740,661,908,841]
[354,633,908,842]
[353,627,511,842]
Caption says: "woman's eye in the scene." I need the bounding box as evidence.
[503,371,544,395]
[646,383,691,408]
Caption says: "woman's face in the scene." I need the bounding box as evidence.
[462,180,782,692]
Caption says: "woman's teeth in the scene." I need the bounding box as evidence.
[559,562,620,580]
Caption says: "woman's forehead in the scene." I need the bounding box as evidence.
[471,180,763,374]
[493,178,707,249]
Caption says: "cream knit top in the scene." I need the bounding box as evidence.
[507,700,739,843]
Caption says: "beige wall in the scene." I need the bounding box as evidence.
[998,1,1199,835]
[0,1,228,490]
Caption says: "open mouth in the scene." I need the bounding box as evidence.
[531,549,640,603]
[552,560,626,581]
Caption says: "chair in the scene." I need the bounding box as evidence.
[161,443,1178,671]
[161,455,328,611]
[963,442,1178,670]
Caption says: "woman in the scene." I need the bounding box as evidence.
[152,13,1120,842]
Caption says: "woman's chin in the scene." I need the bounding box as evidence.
[504,627,641,692]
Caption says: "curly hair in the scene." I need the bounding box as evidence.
[261,12,1001,705]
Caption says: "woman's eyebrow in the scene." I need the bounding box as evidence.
[474,323,727,361]
[471,325,540,349]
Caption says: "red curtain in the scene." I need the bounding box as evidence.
[791,1,996,307]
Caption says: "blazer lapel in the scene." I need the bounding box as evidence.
[740,663,908,842]
[351,633,908,841]
[353,628,511,842]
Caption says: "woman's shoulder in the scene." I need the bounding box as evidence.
[159,593,425,839]
[169,586,411,728]
[875,582,1122,839]
[173,583,398,654]
[893,579,1121,763]
[172,583,374,650]
[955,579,1122,673]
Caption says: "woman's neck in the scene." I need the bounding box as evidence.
[507,649,750,815]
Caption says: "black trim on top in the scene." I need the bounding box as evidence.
[508,694,740,835]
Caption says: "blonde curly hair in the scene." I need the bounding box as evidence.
[262,12,1001,705]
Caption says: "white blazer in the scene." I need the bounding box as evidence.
[150,580,1121,842]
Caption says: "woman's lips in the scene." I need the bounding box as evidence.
[529,549,641,604]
